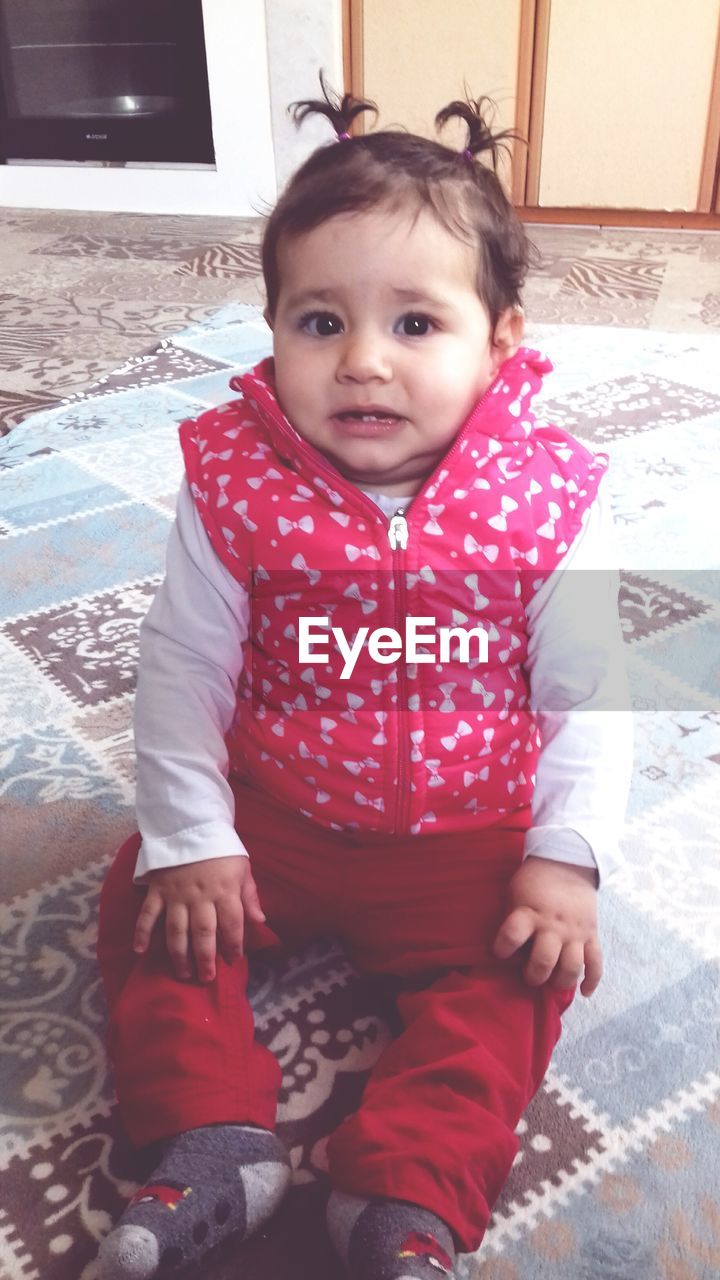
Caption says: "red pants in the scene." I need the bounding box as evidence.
[97,782,572,1252]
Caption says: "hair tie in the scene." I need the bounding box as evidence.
[462,148,474,163]
[337,131,351,142]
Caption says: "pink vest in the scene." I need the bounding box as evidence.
[179,348,608,836]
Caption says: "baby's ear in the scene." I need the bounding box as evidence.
[491,306,525,369]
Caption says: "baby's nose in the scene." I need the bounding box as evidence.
[337,331,392,381]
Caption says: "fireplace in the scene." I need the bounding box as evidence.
[0,0,215,165]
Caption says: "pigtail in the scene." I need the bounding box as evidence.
[290,70,377,140]
[435,96,520,172]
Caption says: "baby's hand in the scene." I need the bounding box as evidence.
[132,856,265,983]
[493,856,602,997]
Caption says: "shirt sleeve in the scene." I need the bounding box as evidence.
[523,483,634,884]
[133,480,252,881]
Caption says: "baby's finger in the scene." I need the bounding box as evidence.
[241,869,266,924]
[524,930,561,987]
[133,888,164,954]
[190,901,219,983]
[165,903,191,980]
[216,897,246,963]
[580,937,604,997]
[551,940,585,992]
[493,907,536,960]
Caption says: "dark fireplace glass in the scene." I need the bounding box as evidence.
[0,0,215,163]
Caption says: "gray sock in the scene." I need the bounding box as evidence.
[97,1124,290,1279]
[327,1191,457,1279]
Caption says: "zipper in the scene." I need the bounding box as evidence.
[388,509,409,551]
[388,506,411,831]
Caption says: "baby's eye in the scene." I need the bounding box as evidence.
[300,311,343,336]
[396,313,435,337]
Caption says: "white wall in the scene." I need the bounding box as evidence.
[0,0,343,216]
[265,0,344,193]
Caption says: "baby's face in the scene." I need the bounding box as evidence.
[268,206,522,497]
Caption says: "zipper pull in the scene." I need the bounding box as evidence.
[388,509,409,551]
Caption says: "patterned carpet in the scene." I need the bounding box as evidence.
[1,290,720,1279]
[0,209,265,436]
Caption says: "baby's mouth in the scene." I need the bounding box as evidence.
[334,408,403,424]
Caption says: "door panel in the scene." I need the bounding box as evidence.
[361,0,523,190]
[539,0,720,210]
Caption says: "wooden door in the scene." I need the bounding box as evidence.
[529,0,720,211]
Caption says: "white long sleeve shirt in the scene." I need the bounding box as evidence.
[134,480,633,885]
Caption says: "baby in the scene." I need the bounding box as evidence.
[96,82,632,1280]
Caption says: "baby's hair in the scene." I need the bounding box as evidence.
[289,71,377,138]
[262,75,532,328]
[435,95,519,171]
